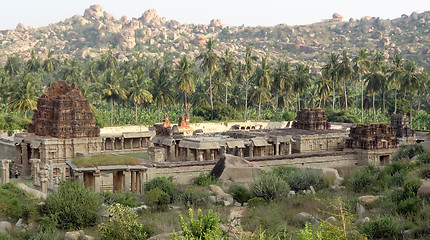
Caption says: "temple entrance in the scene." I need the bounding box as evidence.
[379,155,390,166]
[113,171,124,192]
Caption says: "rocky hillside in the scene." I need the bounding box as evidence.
[1,5,430,71]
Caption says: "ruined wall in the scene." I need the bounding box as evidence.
[292,108,330,130]
[346,124,398,150]
[28,81,100,138]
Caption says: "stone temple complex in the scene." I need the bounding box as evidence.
[0,83,417,191]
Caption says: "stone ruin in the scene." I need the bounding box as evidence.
[27,81,100,138]
[391,114,416,139]
[178,113,190,128]
[292,108,330,130]
[345,124,398,150]
[154,114,172,136]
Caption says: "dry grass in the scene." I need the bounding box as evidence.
[72,154,140,167]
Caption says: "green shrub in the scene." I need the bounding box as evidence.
[99,191,140,207]
[28,216,60,240]
[271,166,296,179]
[44,180,101,229]
[325,109,359,123]
[179,186,207,207]
[193,173,218,187]
[347,166,380,193]
[361,215,401,239]
[250,174,290,202]
[228,185,251,203]
[171,208,228,240]
[391,144,425,162]
[99,203,149,240]
[145,188,170,211]
[145,177,174,201]
[397,196,420,214]
[418,165,430,178]
[247,197,266,207]
[284,169,323,191]
[418,150,430,164]
[0,183,37,222]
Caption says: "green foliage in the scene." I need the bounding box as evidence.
[171,208,228,240]
[283,169,323,191]
[44,180,101,229]
[193,173,218,187]
[325,109,360,123]
[250,174,290,202]
[99,203,149,240]
[247,197,266,207]
[145,188,170,211]
[28,216,61,240]
[391,144,425,162]
[179,186,208,207]
[418,150,430,164]
[193,101,241,121]
[346,166,380,193]
[0,183,37,222]
[99,191,141,207]
[145,177,174,201]
[361,215,401,239]
[228,185,251,203]
[0,113,31,132]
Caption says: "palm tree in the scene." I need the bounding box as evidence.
[400,60,424,126]
[98,48,118,73]
[252,57,272,120]
[26,50,41,73]
[60,59,81,83]
[101,69,127,125]
[4,55,22,76]
[273,60,291,110]
[244,45,258,120]
[353,48,370,123]
[317,70,332,108]
[8,73,38,118]
[174,55,196,113]
[388,54,404,114]
[293,64,311,110]
[197,39,219,119]
[220,49,235,104]
[82,60,99,84]
[42,50,58,73]
[322,53,339,110]
[128,69,153,122]
[337,51,353,109]
[151,67,175,122]
[365,54,385,123]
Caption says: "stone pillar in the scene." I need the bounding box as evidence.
[274,142,280,155]
[130,139,133,150]
[238,148,243,157]
[30,159,40,186]
[101,138,105,151]
[249,145,254,158]
[131,171,137,192]
[186,148,191,161]
[206,149,211,161]
[139,172,145,194]
[139,138,143,148]
[0,160,11,183]
[48,160,53,187]
[39,165,49,194]
[75,171,84,183]
[197,151,203,161]
[136,171,141,194]
[288,142,292,154]
[124,170,131,191]
[93,171,101,192]
[111,138,115,151]
[121,138,125,150]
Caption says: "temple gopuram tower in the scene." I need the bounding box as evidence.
[14,81,102,183]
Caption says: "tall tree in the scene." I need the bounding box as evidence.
[197,39,219,119]
[42,50,59,73]
[322,53,339,110]
[101,69,127,125]
[252,57,272,120]
[293,64,311,111]
[388,54,404,114]
[128,69,153,122]
[151,65,174,122]
[26,50,41,73]
[353,48,370,123]
[400,60,424,127]
[365,52,385,123]
[244,45,258,120]
[98,48,118,73]
[174,55,196,114]
[220,49,235,105]
[4,55,22,76]
[273,60,291,110]
[338,51,353,109]
[8,73,38,118]
[317,69,332,108]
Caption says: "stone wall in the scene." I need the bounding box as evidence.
[292,108,330,130]
[0,138,16,160]
[346,124,398,150]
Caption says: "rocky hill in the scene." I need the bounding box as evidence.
[1,5,430,71]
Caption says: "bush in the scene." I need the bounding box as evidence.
[145,188,170,211]
[361,215,401,239]
[0,183,37,222]
[171,208,228,240]
[284,169,323,191]
[179,186,207,207]
[99,203,149,240]
[193,101,241,121]
[347,166,380,193]
[44,180,101,229]
[391,144,425,162]
[145,177,174,201]
[193,173,218,187]
[247,197,266,207]
[228,185,251,203]
[250,174,290,202]
[418,150,430,164]
[325,109,359,123]
[271,166,296,179]
[99,191,140,207]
